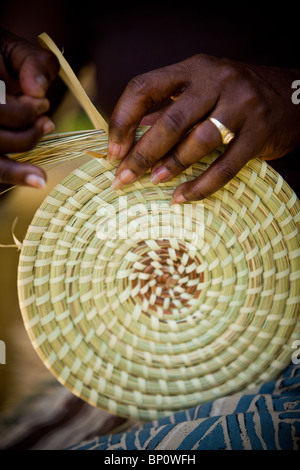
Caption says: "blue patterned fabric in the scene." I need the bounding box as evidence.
[68,362,300,450]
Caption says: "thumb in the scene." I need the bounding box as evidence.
[0,155,47,189]
[2,30,59,98]
[19,48,59,98]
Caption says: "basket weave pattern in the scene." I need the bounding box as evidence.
[17,130,300,420]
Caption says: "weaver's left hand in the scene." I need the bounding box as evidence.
[0,29,59,188]
[108,54,300,202]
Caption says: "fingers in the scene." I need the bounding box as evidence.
[0,155,47,188]
[19,47,59,98]
[1,29,59,98]
[0,94,54,154]
[0,95,50,128]
[150,118,223,185]
[0,114,54,154]
[139,107,168,126]
[108,61,196,161]
[0,99,54,187]
[110,94,218,190]
[106,54,300,203]
[0,31,57,189]
[171,134,253,203]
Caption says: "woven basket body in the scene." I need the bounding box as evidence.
[17,130,300,420]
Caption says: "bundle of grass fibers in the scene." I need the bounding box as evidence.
[16,130,300,420]
[15,34,300,420]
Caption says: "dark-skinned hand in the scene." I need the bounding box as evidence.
[108,54,300,202]
[0,29,59,189]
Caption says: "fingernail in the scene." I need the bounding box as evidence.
[111,169,136,190]
[35,75,48,92]
[151,166,171,184]
[170,193,187,205]
[25,174,46,189]
[43,119,55,135]
[107,142,121,161]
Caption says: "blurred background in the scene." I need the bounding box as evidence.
[0,0,299,426]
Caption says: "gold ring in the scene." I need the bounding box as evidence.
[208,117,235,145]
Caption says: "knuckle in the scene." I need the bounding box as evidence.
[193,131,214,156]
[109,113,126,133]
[180,53,204,72]
[10,126,42,153]
[194,188,207,201]
[42,49,59,70]
[15,102,37,127]
[186,53,210,67]
[170,149,188,170]
[218,60,242,83]
[131,148,155,170]
[239,83,260,108]
[161,110,185,135]
[127,73,153,96]
[20,129,41,152]
[186,181,208,201]
[216,160,237,185]
[34,49,60,76]
[191,53,205,61]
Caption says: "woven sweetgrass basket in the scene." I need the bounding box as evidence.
[17,128,300,421]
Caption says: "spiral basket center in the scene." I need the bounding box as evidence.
[128,239,204,316]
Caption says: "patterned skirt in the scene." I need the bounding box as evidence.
[68,362,300,450]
